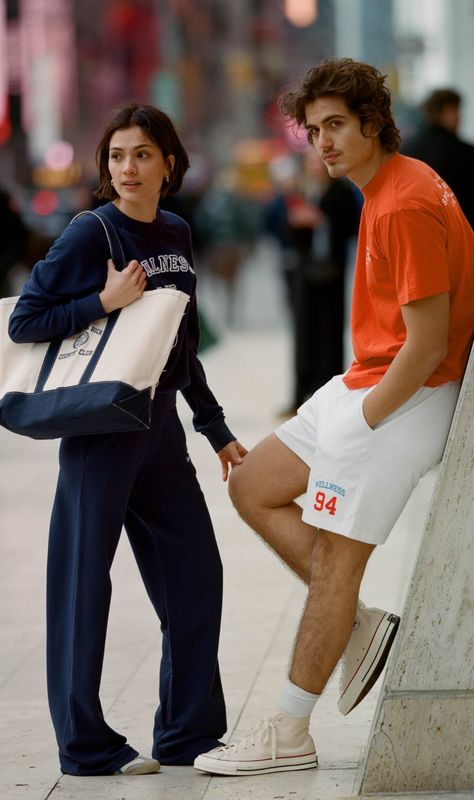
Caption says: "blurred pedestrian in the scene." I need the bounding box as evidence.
[263,154,301,307]
[264,153,359,413]
[9,102,246,776]
[403,88,474,227]
[290,150,359,410]
[160,159,221,353]
[194,57,474,777]
[0,186,56,296]
[194,166,259,325]
[0,187,31,296]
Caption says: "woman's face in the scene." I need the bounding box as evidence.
[108,125,175,221]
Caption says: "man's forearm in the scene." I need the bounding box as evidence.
[362,341,447,428]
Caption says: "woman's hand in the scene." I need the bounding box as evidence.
[99,258,147,313]
[218,440,248,482]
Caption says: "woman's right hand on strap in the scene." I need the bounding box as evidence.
[99,258,147,313]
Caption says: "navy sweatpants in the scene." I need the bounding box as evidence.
[46,392,226,775]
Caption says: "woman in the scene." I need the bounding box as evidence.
[9,103,246,776]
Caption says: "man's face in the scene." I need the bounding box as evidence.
[438,104,460,134]
[304,95,382,188]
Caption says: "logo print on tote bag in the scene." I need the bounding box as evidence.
[73,331,89,349]
[58,328,97,361]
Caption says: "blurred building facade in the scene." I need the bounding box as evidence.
[393,0,474,139]
[0,0,473,219]
[0,0,338,187]
[334,0,474,141]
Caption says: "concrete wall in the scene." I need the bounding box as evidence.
[357,343,474,794]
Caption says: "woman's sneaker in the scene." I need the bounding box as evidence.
[338,603,400,715]
[194,713,318,776]
[115,755,161,775]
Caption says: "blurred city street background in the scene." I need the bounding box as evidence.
[1,0,474,296]
[1,1,473,798]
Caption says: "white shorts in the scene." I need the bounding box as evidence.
[275,375,460,545]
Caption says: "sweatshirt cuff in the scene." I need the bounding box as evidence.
[76,292,107,327]
[203,418,236,452]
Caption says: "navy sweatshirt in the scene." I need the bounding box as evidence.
[8,202,234,451]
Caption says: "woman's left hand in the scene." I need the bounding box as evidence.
[218,440,248,482]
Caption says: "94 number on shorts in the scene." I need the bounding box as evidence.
[313,491,337,516]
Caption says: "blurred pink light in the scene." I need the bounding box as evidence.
[44,140,74,170]
[284,0,317,28]
[31,190,59,216]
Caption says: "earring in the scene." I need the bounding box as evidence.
[164,175,170,183]
[110,179,115,186]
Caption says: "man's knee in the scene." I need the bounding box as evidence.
[312,529,375,578]
[228,458,266,526]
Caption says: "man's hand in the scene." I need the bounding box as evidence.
[218,440,248,482]
[100,259,147,313]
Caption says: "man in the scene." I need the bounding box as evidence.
[194,58,474,777]
[403,88,474,228]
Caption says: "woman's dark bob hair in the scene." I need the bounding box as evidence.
[94,102,190,201]
[279,57,401,153]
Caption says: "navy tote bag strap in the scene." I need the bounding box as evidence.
[72,210,127,270]
[34,210,126,392]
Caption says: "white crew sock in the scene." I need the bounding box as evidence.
[278,678,320,719]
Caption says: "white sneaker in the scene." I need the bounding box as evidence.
[194,713,318,776]
[115,755,161,775]
[338,602,400,715]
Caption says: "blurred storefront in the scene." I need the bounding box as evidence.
[0,0,472,237]
[1,1,336,186]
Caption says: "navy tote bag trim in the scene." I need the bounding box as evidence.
[1,383,152,439]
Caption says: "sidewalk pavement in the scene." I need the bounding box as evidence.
[0,248,461,800]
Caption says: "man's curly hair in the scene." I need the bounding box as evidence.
[279,57,400,153]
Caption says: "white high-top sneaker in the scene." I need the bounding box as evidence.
[194,712,318,776]
[338,602,400,715]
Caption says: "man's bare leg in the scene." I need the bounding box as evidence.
[195,439,382,776]
[290,530,375,693]
[229,436,375,692]
[228,433,316,583]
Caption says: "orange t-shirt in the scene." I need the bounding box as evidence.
[344,153,474,389]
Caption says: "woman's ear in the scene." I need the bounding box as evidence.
[167,155,176,176]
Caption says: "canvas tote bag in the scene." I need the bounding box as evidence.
[0,210,189,439]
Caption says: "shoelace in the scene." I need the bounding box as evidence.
[219,718,278,762]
